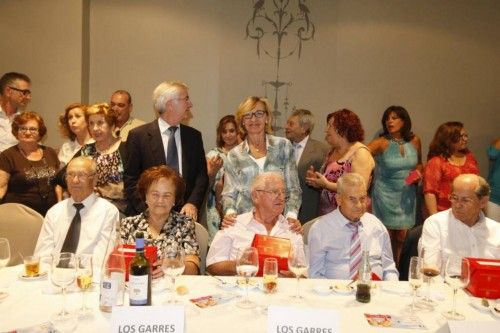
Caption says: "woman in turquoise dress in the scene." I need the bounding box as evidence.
[205,115,240,243]
[368,106,422,268]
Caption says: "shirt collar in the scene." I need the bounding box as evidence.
[158,117,179,133]
[295,135,309,148]
[69,192,97,211]
[241,134,270,153]
[333,208,364,229]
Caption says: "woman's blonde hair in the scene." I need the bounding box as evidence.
[85,103,116,127]
[235,96,273,136]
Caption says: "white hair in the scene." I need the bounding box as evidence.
[152,81,188,114]
[251,171,285,192]
[337,173,366,194]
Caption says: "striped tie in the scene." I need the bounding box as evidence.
[347,221,362,279]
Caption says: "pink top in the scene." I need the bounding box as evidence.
[423,152,479,212]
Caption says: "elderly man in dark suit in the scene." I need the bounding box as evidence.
[285,109,329,224]
[124,81,208,220]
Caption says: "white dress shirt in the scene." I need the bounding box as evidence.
[0,107,19,152]
[294,135,309,166]
[206,211,304,267]
[421,209,500,263]
[158,117,183,175]
[308,208,399,280]
[34,193,119,267]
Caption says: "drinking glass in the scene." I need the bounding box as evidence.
[442,256,470,320]
[0,238,10,269]
[235,247,259,309]
[50,252,77,324]
[288,242,308,299]
[161,247,185,304]
[263,258,278,294]
[419,247,441,306]
[408,256,423,312]
[76,254,93,315]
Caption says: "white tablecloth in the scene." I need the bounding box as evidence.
[0,265,498,332]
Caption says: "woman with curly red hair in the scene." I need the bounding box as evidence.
[424,121,479,215]
[306,109,375,214]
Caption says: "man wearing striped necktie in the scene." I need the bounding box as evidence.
[308,173,399,280]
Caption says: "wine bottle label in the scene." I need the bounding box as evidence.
[100,277,118,306]
[129,274,149,305]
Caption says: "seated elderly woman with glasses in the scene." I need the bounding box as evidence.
[0,111,60,215]
[120,165,200,278]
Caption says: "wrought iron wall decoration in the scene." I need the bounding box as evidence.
[245,0,315,133]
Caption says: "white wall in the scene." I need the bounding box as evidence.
[1,0,499,175]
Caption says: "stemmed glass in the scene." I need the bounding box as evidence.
[408,256,423,313]
[0,238,10,269]
[235,247,259,309]
[161,247,185,304]
[288,242,308,299]
[442,256,470,320]
[419,247,441,307]
[50,252,77,326]
[76,254,93,316]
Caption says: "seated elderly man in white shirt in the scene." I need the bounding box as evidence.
[35,157,119,266]
[421,174,500,262]
[207,171,304,276]
[308,173,399,280]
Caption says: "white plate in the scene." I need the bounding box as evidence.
[381,282,410,296]
[236,278,259,290]
[490,306,500,319]
[331,283,355,295]
[312,285,333,296]
[18,271,48,281]
[470,297,492,313]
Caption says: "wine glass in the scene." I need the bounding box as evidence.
[235,247,259,309]
[50,252,77,327]
[419,247,441,307]
[442,256,470,320]
[0,238,10,269]
[408,256,423,313]
[76,254,93,316]
[288,242,308,299]
[263,258,278,294]
[161,246,185,304]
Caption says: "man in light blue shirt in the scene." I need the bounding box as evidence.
[308,173,399,280]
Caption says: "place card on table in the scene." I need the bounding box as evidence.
[111,305,184,333]
[267,306,339,333]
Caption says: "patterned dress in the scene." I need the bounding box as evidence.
[120,210,199,259]
[424,152,479,212]
[371,140,418,230]
[205,147,227,243]
[319,145,370,215]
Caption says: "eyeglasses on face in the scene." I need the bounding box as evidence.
[66,172,95,180]
[8,86,32,96]
[256,189,288,199]
[19,127,39,133]
[173,95,190,103]
[449,194,476,205]
[242,110,266,120]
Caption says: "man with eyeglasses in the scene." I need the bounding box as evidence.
[35,157,119,266]
[206,171,304,276]
[308,173,398,280]
[124,81,208,221]
[109,90,145,141]
[0,72,32,151]
[421,174,500,262]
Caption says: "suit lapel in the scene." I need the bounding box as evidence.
[147,121,167,165]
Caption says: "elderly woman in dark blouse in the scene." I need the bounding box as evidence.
[120,165,200,277]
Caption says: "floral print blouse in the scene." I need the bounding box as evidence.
[120,210,200,259]
[221,134,301,217]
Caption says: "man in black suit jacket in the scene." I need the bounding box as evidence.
[124,81,208,220]
[285,109,329,224]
